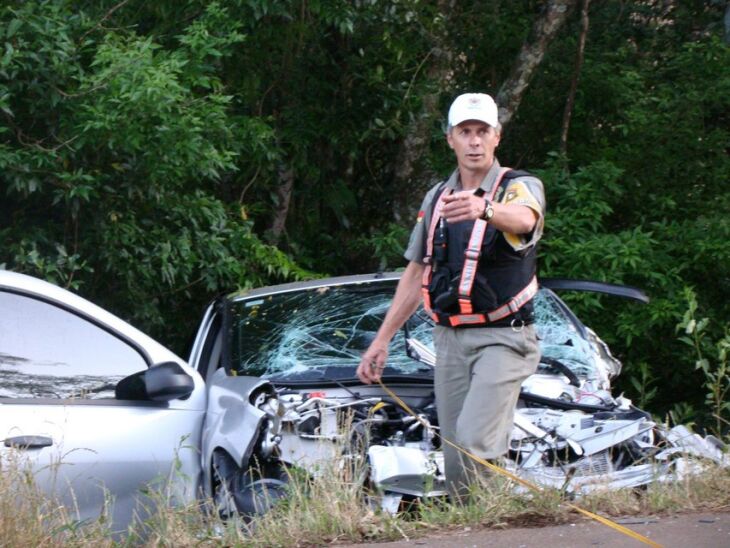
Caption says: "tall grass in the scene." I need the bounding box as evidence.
[0,453,113,547]
[4,447,730,547]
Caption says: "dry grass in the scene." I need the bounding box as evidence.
[0,453,114,548]
[575,462,730,518]
[3,451,730,547]
[414,475,565,530]
[234,453,404,547]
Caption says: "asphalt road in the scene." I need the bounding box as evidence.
[342,512,730,547]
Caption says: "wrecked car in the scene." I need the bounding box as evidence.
[189,273,727,514]
[1,270,726,530]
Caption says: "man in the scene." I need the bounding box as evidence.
[356,92,544,499]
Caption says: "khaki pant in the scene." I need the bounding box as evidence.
[433,324,540,500]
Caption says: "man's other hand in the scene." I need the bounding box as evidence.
[357,344,388,384]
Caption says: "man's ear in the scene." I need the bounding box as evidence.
[446,131,454,149]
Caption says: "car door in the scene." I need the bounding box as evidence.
[0,279,206,532]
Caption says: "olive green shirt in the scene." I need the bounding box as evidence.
[404,159,545,263]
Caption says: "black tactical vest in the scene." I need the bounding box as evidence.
[426,171,537,326]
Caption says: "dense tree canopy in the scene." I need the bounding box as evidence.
[1,0,728,427]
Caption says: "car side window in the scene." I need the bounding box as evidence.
[0,291,147,399]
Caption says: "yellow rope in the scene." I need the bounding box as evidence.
[377,379,663,548]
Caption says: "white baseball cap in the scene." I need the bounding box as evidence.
[448,93,499,128]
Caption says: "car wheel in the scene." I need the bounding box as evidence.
[229,470,288,516]
[212,451,288,519]
[211,451,239,520]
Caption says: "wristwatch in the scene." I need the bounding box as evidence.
[481,199,495,221]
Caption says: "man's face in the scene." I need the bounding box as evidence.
[446,120,501,174]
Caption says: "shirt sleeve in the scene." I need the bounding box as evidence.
[499,175,545,251]
[403,184,442,263]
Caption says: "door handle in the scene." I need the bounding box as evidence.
[3,435,53,449]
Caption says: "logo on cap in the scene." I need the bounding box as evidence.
[448,93,499,128]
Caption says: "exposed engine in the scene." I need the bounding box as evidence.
[248,370,727,514]
[271,389,445,502]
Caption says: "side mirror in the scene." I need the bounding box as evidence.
[115,362,195,402]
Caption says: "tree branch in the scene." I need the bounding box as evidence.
[497,0,577,129]
[80,0,132,42]
[267,164,294,244]
[560,0,591,155]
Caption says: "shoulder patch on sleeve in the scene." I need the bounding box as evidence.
[502,181,541,212]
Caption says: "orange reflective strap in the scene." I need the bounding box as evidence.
[486,276,539,322]
[421,265,433,302]
[448,313,487,327]
[422,186,452,318]
[421,281,436,320]
[457,219,487,314]
[421,266,436,319]
[454,168,511,314]
[448,277,536,326]
[458,298,473,315]
[421,278,431,313]
[424,187,451,267]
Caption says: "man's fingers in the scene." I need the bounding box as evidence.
[442,190,469,200]
[357,347,388,384]
[357,361,376,383]
[442,193,483,222]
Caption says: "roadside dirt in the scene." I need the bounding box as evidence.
[340,511,730,547]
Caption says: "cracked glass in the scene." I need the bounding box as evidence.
[228,281,433,381]
[227,280,611,382]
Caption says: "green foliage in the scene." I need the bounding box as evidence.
[1,0,728,427]
[627,362,658,410]
[9,238,90,291]
[355,222,411,272]
[0,0,299,351]
[667,402,697,431]
[531,14,730,415]
[537,154,723,415]
[92,190,308,343]
[677,287,730,436]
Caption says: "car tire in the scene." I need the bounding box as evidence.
[212,451,288,519]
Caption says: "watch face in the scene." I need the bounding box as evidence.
[484,204,494,220]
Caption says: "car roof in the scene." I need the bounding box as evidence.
[225,272,402,301]
[224,272,649,304]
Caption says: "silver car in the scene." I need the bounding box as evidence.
[0,270,207,530]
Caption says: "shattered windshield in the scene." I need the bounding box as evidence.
[227,279,610,382]
[228,281,433,381]
[533,291,608,380]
